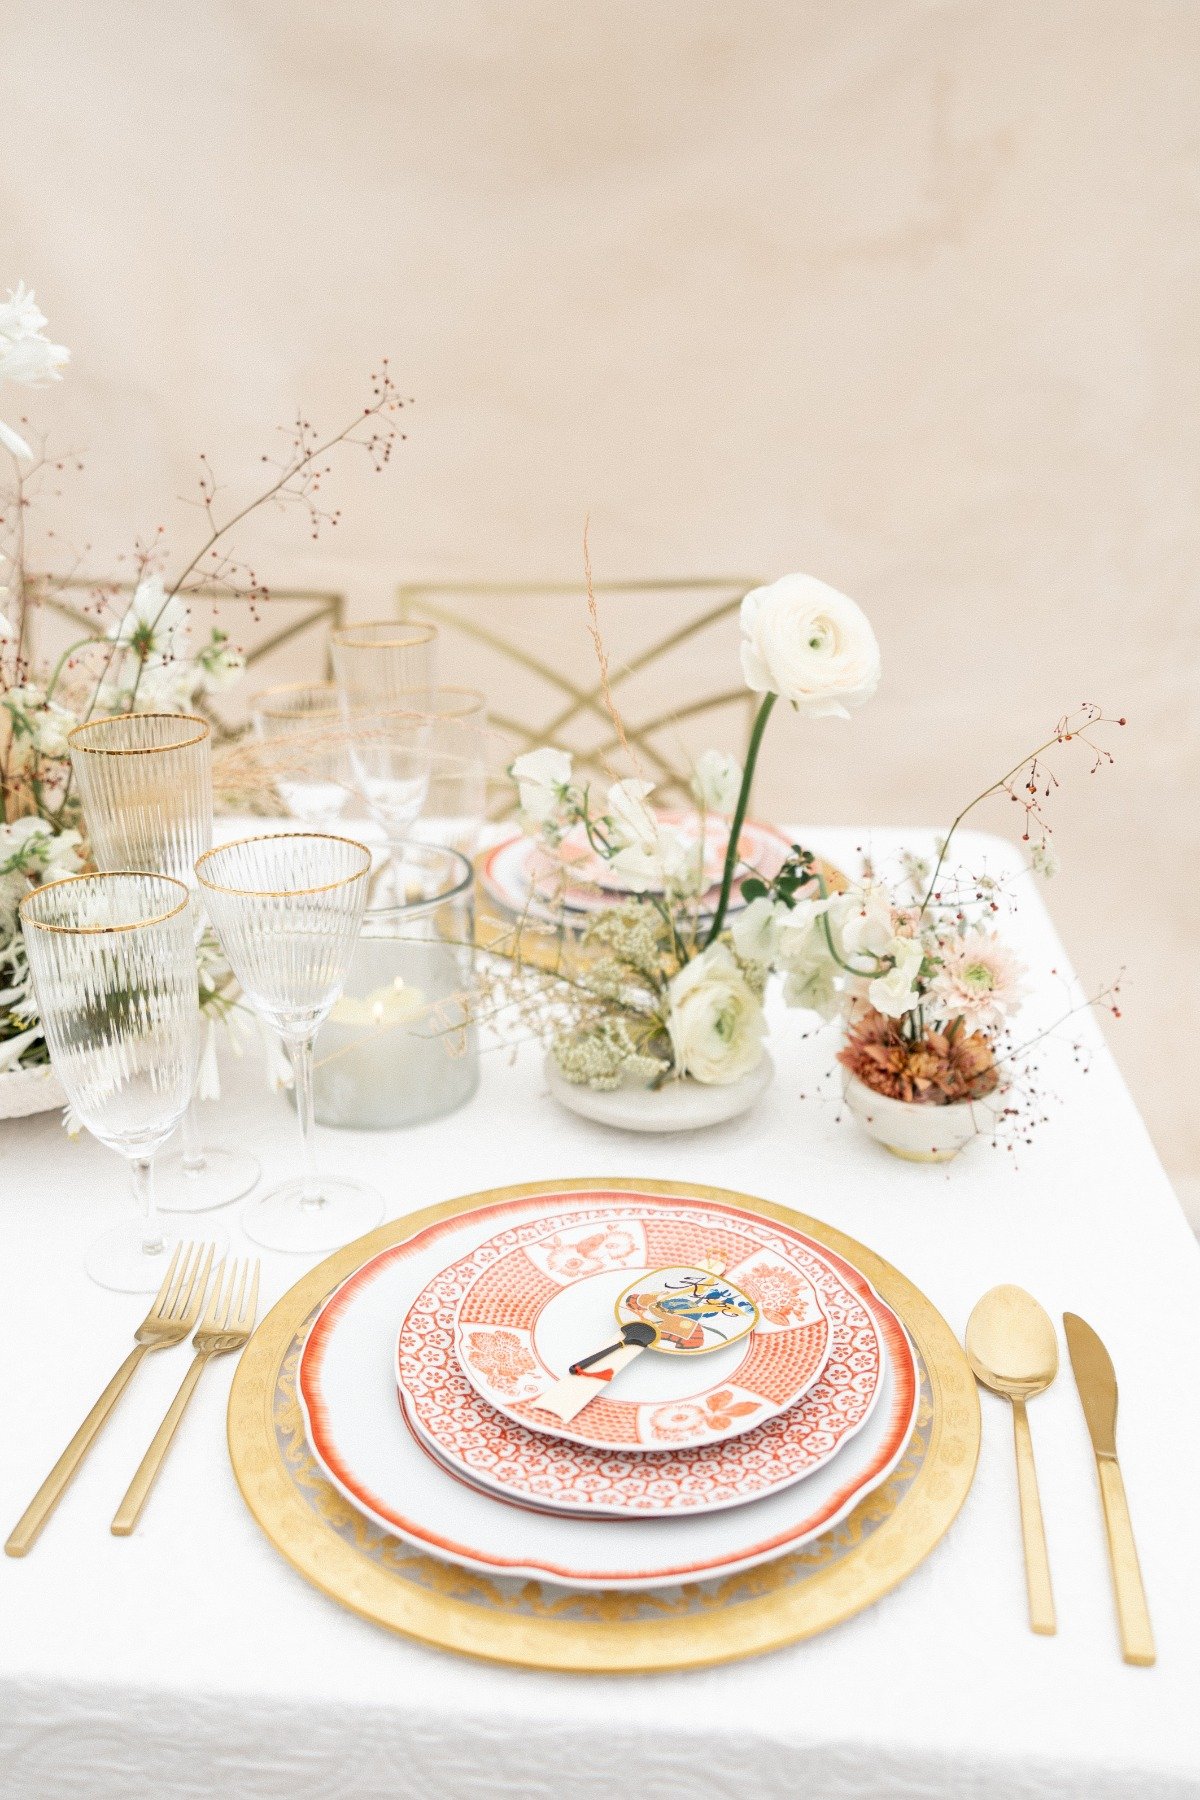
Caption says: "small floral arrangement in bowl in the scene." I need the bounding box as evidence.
[729,706,1124,1161]
[499,571,881,1130]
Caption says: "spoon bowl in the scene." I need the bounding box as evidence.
[966,1284,1058,1399]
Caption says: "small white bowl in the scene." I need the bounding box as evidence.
[546,1051,774,1134]
[842,1071,1004,1163]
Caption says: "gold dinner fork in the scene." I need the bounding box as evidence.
[5,1242,216,1556]
[111,1257,260,1535]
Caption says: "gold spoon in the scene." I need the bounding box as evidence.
[965,1284,1058,1636]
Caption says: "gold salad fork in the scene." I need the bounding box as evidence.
[111,1257,260,1535]
[6,1242,216,1556]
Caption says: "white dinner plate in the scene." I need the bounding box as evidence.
[298,1186,919,1589]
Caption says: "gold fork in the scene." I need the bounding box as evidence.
[5,1242,216,1556]
[111,1257,260,1535]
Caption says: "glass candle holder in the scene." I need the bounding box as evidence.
[311,844,479,1130]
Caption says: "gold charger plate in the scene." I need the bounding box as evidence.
[228,1177,978,1672]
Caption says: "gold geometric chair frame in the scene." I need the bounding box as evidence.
[396,577,761,815]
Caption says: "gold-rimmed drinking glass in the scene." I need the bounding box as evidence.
[249,682,352,831]
[19,871,214,1291]
[195,831,381,1253]
[67,712,260,1214]
[329,619,437,703]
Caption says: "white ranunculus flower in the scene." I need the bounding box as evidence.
[0,283,69,461]
[739,573,880,719]
[868,936,925,1020]
[510,746,574,825]
[835,885,895,962]
[605,777,657,851]
[691,748,743,814]
[666,942,766,1085]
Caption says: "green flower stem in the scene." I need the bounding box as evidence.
[704,692,776,947]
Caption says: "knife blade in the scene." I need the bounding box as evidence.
[1063,1312,1155,1666]
[1063,1312,1118,1456]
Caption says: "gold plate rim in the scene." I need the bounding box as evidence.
[227,1177,979,1673]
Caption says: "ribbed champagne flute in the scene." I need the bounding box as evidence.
[20,872,213,1290]
[195,831,381,1252]
[329,619,437,703]
[67,712,260,1213]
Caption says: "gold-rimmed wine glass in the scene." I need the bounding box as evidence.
[195,831,382,1253]
[19,871,222,1291]
[334,685,485,887]
[249,681,352,832]
[67,711,261,1214]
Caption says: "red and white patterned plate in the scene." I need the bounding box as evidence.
[398,1205,883,1517]
[478,815,791,924]
[431,1205,834,1453]
[297,1187,920,1587]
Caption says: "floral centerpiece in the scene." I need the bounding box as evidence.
[1,280,407,1108]
[503,572,881,1122]
[725,705,1123,1159]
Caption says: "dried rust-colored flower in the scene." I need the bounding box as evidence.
[838,1008,999,1105]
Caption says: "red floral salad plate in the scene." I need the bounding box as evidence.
[439,1205,835,1453]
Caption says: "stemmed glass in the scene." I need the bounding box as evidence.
[20,871,217,1291]
[67,712,261,1213]
[334,683,485,887]
[194,831,381,1253]
[396,687,488,861]
[249,682,352,832]
[329,619,437,702]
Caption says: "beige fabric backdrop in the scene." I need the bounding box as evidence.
[3,1,1197,1210]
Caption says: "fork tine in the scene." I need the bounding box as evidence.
[215,1260,237,1332]
[176,1243,214,1326]
[164,1242,199,1322]
[145,1241,184,1321]
[229,1259,249,1330]
[240,1260,260,1333]
[200,1259,227,1331]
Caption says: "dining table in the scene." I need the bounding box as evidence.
[1,826,1198,1800]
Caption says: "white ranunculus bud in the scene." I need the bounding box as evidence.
[666,942,766,1085]
[740,574,880,719]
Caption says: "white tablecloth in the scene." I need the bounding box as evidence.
[2,830,1198,1800]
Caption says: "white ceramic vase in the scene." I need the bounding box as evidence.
[0,1062,66,1123]
[842,1071,1004,1163]
[545,1051,774,1134]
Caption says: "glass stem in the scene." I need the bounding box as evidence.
[179,1092,207,1174]
[288,1032,323,1209]
[130,1155,165,1257]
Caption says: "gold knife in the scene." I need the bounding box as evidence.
[1063,1312,1155,1666]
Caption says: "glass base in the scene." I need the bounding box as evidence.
[85,1217,230,1293]
[241,1176,384,1254]
[156,1145,261,1213]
